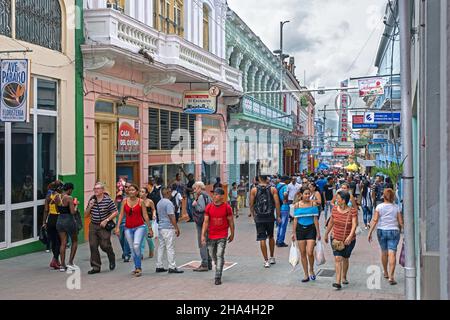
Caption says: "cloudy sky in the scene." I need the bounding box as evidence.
[227,0,387,134]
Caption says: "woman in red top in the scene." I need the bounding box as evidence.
[115,184,153,277]
[325,190,357,290]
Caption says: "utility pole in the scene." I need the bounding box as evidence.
[399,0,416,300]
[274,21,290,110]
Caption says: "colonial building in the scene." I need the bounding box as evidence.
[225,8,311,184]
[82,0,242,207]
[0,0,84,258]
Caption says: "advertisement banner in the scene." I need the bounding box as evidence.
[118,119,140,153]
[358,78,384,97]
[183,87,220,114]
[0,59,30,122]
[368,144,382,154]
[333,148,354,156]
[373,133,388,143]
[364,112,401,124]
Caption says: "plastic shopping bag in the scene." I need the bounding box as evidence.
[315,241,326,266]
[289,242,299,269]
[152,220,159,239]
[289,204,295,218]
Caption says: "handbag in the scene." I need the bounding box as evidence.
[39,225,48,245]
[74,209,83,232]
[105,220,116,232]
[331,209,351,252]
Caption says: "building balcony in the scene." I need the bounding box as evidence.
[82,8,242,93]
[230,95,293,131]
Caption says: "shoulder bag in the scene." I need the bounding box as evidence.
[332,208,351,252]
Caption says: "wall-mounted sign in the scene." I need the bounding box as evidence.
[368,144,382,154]
[321,152,334,157]
[118,119,140,153]
[336,80,351,142]
[364,112,401,124]
[373,133,388,143]
[354,139,369,148]
[183,88,221,114]
[333,148,354,157]
[0,59,30,122]
[358,78,385,97]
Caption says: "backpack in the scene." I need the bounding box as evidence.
[193,192,212,226]
[254,185,275,219]
[149,186,163,222]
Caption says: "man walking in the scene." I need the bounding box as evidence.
[155,187,183,274]
[201,188,235,285]
[85,182,118,274]
[237,180,247,210]
[192,181,213,271]
[180,167,195,222]
[276,176,290,247]
[287,176,301,205]
[372,175,387,208]
[249,175,281,268]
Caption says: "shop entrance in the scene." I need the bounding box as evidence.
[116,163,139,185]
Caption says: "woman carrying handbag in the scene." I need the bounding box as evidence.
[324,190,358,290]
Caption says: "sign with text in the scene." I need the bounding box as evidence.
[358,78,384,97]
[0,59,30,122]
[368,144,382,154]
[333,148,354,157]
[364,112,401,124]
[373,133,388,143]
[183,88,220,114]
[352,115,379,129]
[118,119,140,153]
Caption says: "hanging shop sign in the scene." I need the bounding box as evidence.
[368,144,382,154]
[372,133,388,143]
[364,112,401,124]
[336,80,351,142]
[183,86,221,114]
[0,59,30,122]
[354,139,370,148]
[333,148,354,157]
[352,115,379,129]
[118,119,140,153]
[358,77,385,97]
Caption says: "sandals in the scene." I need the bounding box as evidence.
[309,274,316,281]
[332,283,342,290]
[301,278,310,283]
[389,279,397,285]
[343,280,349,285]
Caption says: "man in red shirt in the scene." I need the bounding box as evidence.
[201,188,235,285]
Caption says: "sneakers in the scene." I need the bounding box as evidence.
[59,266,67,272]
[269,257,276,265]
[67,264,78,271]
[87,269,100,275]
[193,265,209,272]
[134,268,142,277]
[155,268,168,273]
[109,261,116,271]
[45,249,50,253]
[49,258,61,270]
[276,243,288,247]
[264,261,270,268]
[215,278,222,285]
[168,268,184,274]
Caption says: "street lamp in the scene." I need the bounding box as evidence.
[273,20,290,110]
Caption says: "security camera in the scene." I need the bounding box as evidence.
[139,48,154,64]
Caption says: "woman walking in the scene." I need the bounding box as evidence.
[115,184,153,277]
[229,182,239,218]
[367,188,403,285]
[292,188,320,283]
[140,187,156,258]
[42,180,63,269]
[56,183,79,272]
[361,180,373,229]
[324,190,358,290]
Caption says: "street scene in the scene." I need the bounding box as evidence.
[0,0,449,301]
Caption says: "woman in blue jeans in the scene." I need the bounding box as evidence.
[115,184,153,277]
[368,188,404,285]
[361,180,373,229]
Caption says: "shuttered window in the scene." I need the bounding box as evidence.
[170,111,180,149]
[149,108,159,150]
[189,115,196,150]
[160,110,170,150]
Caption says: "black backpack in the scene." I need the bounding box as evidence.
[170,191,180,214]
[254,185,275,218]
[149,186,163,222]
[193,192,212,226]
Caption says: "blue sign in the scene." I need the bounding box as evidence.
[364,112,401,124]
[373,139,387,143]
[353,123,379,129]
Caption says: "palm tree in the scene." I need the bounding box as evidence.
[373,158,405,192]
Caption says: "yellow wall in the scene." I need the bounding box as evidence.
[0,0,76,176]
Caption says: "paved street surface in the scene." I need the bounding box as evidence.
[0,208,404,300]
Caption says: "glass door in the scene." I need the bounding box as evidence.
[0,122,5,248]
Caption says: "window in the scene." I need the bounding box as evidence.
[203,6,210,51]
[37,116,57,200]
[15,0,62,52]
[0,211,4,243]
[11,207,34,242]
[95,101,114,114]
[154,0,184,36]
[0,0,11,37]
[148,108,195,151]
[107,0,125,12]
[37,79,57,111]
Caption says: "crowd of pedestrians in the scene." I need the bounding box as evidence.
[40,169,403,289]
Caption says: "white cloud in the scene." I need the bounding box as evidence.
[227,0,386,133]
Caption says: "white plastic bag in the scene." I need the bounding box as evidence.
[289,242,299,269]
[152,220,159,239]
[289,204,295,218]
[315,241,326,266]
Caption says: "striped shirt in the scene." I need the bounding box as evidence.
[331,206,357,241]
[89,195,117,224]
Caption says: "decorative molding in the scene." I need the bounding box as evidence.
[84,56,115,71]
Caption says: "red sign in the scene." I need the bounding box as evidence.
[118,119,140,153]
[352,115,364,124]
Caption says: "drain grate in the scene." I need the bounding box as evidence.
[317,269,336,277]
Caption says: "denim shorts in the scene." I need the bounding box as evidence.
[377,229,400,252]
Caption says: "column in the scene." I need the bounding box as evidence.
[141,103,149,186]
[195,115,203,181]
[230,50,243,69]
[185,0,193,41]
[247,65,259,95]
[135,0,145,23]
[254,69,264,101]
[241,59,252,94]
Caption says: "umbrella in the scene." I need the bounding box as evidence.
[345,163,359,171]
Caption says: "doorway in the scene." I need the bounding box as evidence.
[95,122,116,195]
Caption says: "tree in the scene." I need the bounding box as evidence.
[373,159,405,192]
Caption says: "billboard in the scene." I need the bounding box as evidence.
[358,77,385,97]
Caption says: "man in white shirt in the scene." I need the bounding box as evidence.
[287,177,301,205]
